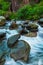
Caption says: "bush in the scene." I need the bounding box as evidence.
[1,2,10,11]
[8,12,17,20]
[0,10,6,16]
[0,0,10,11]
[17,1,43,20]
[0,11,17,20]
[17,5,33,20]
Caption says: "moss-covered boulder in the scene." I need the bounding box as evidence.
[26,23,38,32]
[0,16,6,26]
[9,22,18,30]
[25,32,37,37]
[10,40,30,62]
[38,18,43,27]
[7,34,20,48]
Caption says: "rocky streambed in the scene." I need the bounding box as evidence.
[0,17,43,65]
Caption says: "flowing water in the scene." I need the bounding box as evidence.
[0,21,43,65]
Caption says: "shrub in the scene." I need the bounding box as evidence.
[0,0,10,11]
[0,10,6,16]
[17,1,43,20]
[1,2,10,11]
[17,5,33,20]
[8,12,17,20]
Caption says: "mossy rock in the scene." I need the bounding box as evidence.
[26,23,38,32]
[7,34,20,48]
[10,40,30,62]
[9,22,18,30]
[28,23,38,29]
[25,32,37,37]
[0,16,6,26]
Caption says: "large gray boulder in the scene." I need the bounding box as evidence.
[10,40,30,62]
[7,34,20,48]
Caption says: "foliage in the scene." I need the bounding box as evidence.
[8,12,17,20]
[0,0,43,20]
[17,5,33,20]
[0,10,6,16]
[0,0,10,11]
[1,2,10,11]
[17,1,43,20]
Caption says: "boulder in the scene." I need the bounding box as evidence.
[10,40,30,62]
[26,23,38,32]
[7,34,20,48]
[38,18,43,27]
[25,32,37,37]
[0,16,6,26]
[9,22,18,30]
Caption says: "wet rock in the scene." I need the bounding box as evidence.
[25,32,37,37]
[17,25,28,35]
[0,16,6,26]
[10,40,30,62]
[7,34,20,48]
[0,31,6,42]
[0,57,5,65]
[20,29,28,35]
[38,18,43,27]
[0,40,10,65]
[0,50,5,65]
[9,22,18,30]
[26,23,38,32]
[21,24,29,29]
[23,20,29,25]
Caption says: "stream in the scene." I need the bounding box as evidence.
[0,21,43,65]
